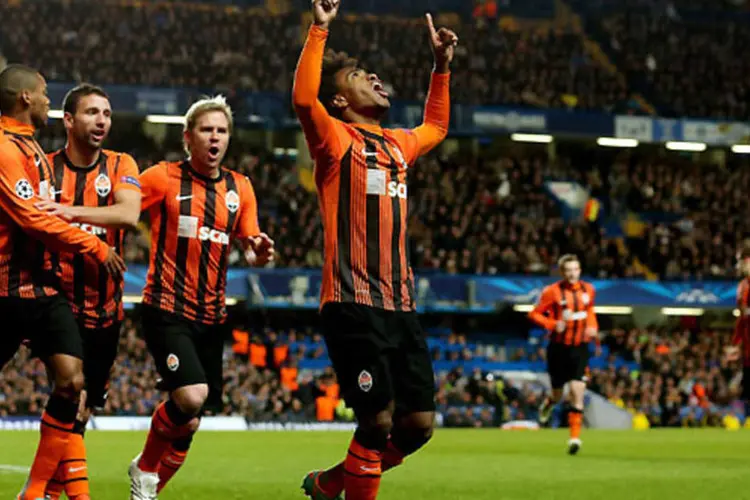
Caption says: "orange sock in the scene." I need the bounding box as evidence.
[343,437,382,500]
[20,396,77,500]
[62,425,89,499]
[44,467,64,500]
[569,408,583,440]
[381,440,405,471]
[319,438,405,498]
[157,433,194,493]
[138,401,193,473]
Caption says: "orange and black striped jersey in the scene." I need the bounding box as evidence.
[733,278,750,367]
[528,281,598,347]
[141,161,260,325]
[0,116,110,299]
[47,148,141,329]
[293,24,450,312]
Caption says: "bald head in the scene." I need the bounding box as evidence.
[0,64,42,115]
[0,64,50,129]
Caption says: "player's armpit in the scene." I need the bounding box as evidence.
[292,24,346,161]
[0,150,109,263]
[410,72,450,158]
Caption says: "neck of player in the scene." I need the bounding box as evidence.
[190,159,221,180]
[66,140,100,168]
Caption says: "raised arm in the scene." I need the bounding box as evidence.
[292,0,341,155]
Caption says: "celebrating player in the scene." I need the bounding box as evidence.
[725,245,750,414]
[528,254,598,455]
[293,2,456,499]
[127,96,274,500]
[0,65,125,500]
[33,84,141,500]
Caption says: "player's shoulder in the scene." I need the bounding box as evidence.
[581,281,596,293]
[222,167,253,188]
[0,130,32,159]
[46,148,63,162]
[541,282,562,296]
[102,149,136,164]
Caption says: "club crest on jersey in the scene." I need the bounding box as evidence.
[225,190,240,213]
[358,370,373,392]
[166,354,180,372]
[15,179,34,200]
[95,174,112,197]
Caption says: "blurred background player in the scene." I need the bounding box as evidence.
[528,254,598,455]
[0,64,125,500]
[726,245,750,415]
[34,84,141,500]
[292,1,457,499]
[127,96,275,500]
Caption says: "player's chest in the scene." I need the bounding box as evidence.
[55,168,115,206]
[352,138,410,201]
[164,183,239,244]
[558,290,590,317]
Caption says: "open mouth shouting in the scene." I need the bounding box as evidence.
[372,80,390,99]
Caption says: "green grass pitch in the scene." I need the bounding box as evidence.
[0,429,749,499]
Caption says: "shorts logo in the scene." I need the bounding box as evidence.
[15,179,34,200]
[95,174,112,197]
[225,190,240,213]
[166,353,180,372]
[358,370,373,392]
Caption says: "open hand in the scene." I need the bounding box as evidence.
[313,0,340,30]
[426,13,458,72]
[102,247,127,278]
[35,199,77,222]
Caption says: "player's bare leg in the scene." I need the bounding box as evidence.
[539,387,563,426]
[45,391,91,500]
[18,355,84,500]
[129,384,204,500]
[303,411,434,499]
[304,404,395,500]
[567,381,586,455]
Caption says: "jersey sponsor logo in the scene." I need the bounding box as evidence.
[225,190,240,213]
[198,226,230,245]
[581,293,590,305]
[562,310,588,321]
[358,370,373,392]
[14,179,34,200]
[120,175,141,189]
[387,181,407,199]
[166,353,180,371]
[95,173,112,197]
[71,222,107,236]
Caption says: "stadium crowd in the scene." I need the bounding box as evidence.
[0,314,744,429]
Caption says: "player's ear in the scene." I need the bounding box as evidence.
[63,112,75,130]
[331,94,348,112]
[19,89,32,108]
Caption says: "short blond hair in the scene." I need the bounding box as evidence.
[183,95,233,154]
[558,254,580,270]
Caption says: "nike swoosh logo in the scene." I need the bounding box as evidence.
[361,148,378,157]
[175,195,193,202]
[35,157,42,167]
[68,466,86,473]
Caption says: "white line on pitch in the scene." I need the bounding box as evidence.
[0,464,29,474]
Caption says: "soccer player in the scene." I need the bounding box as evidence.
[725,246,750,414]
[528,254,598,455]
[0,64,125,500]
[293,2,456,499]
[33,84,141,500]
[127,96,275,500]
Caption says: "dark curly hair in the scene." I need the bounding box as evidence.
[320,49,359,118]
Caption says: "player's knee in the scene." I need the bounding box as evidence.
[355,410,394,450]
[185,416,201,433]
[54,369,85,398]
[392,413,435,455]
[172,385,208,416]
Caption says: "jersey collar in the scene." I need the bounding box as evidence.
[0,116,35,136]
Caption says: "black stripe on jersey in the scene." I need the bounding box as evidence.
[71,170,89,312]
[363,139,383,309]
[572,285,582,342]
[372,136,405,310]
[213,173,238,318]
[150,200,169,307]
[337,146,355,303]
[195,182,217,323]
[94,156,113,328]
[48,154,67,276]
[172,166,194,318]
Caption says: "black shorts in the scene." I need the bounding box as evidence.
[743,367,750,401]
[547,342,589,390]
[79,321,121,410]
[141,305,227,412]
[320,302,436,418]
[0,294,83,368]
